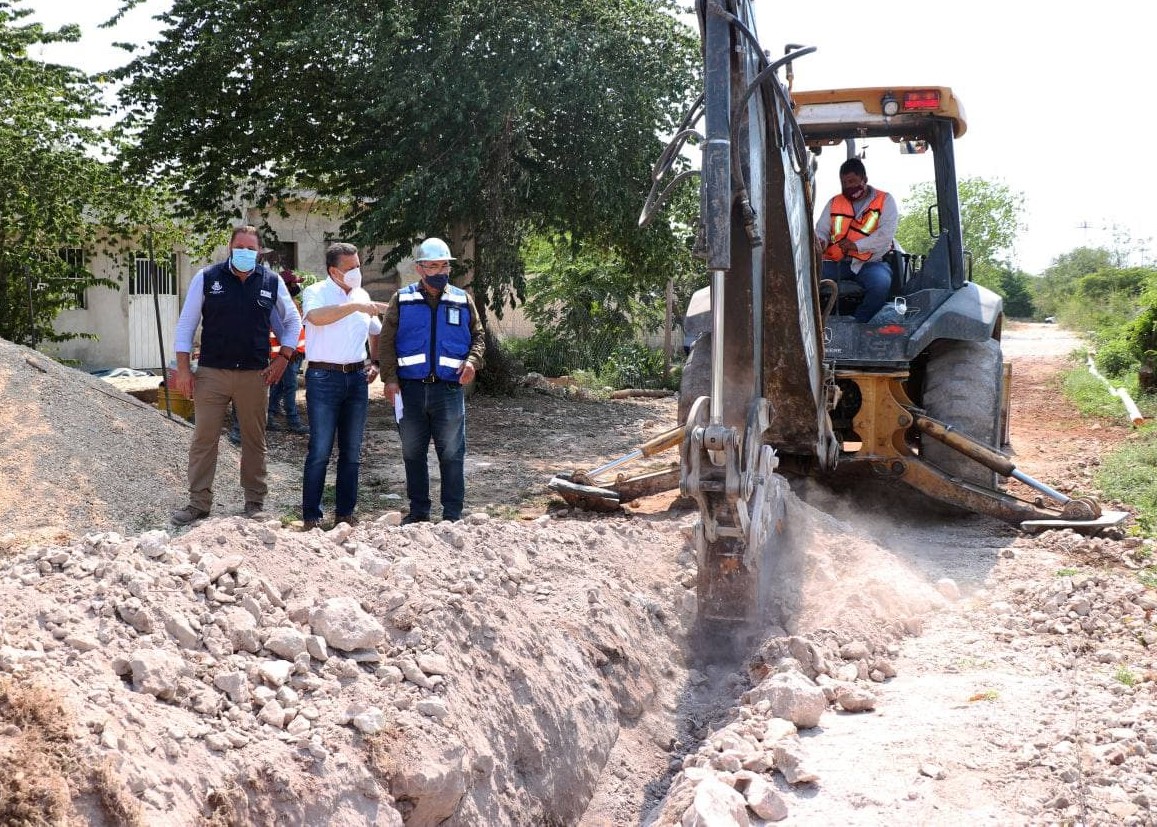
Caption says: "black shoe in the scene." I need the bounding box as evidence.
[401,513,430,525]
[171,505,210,526]
[227,431,241,446]
[335,514,359,527]
[442,514,461,522]
[266,419,282,432]
[287,421,309,434]
[302,519,320,531]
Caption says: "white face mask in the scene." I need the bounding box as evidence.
[339,267,362,290]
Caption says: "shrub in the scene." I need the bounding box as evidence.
[600,341,665,389]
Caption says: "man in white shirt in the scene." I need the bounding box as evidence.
[300,242,387,530]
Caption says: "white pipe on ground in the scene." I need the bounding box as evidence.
[1086,355,1147,427]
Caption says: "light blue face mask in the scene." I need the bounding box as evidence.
[230,248,258,272]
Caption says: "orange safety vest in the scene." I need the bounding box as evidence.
[823,189,888,262]
[269,326,306,357]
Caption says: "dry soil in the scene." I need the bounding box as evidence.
[1,322,1154,827]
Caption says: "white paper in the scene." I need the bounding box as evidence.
[394,394,404,421]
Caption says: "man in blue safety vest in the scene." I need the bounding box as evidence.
[380,238,485,524]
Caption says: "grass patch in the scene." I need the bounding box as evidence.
[1055,567,1080,577]
[1137,567,1157,589]
[968,690,999,702]
[485,504,522,521]
[1114,665,1139,687]
[1060,364,1157,535]
[1095,424,1157,536]
[1061,367,1128,419]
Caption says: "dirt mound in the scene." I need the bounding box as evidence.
[0,338,198,538]
[0,463,948,826]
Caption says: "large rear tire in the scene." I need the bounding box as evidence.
[921,338,1004,488]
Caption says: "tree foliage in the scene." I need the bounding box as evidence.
[0,3,124,345]
[114,0,701,325]
[998,269,1035,318]
[1031,246,1113,319]
[895,176,1025,293]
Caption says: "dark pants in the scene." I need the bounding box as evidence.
[398,379,466,520]
[268,355,303,424]
[302,367,369,522]
[823,258,892,322]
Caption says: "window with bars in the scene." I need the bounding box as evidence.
[58,247,87,309]
[129,252,178,295]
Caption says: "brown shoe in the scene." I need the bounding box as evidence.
[302,519,319,531]
[334,514,359,527]
[243,502,267,519]
[171,505,209,526]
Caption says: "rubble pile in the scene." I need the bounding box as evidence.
[0,514,693,824]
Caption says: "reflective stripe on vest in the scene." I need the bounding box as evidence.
[823,189,888,263]
[395,283,473,382]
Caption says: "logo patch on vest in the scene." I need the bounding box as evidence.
[447,307,461,326]
[260,289,272,298]
[210,280,224,294]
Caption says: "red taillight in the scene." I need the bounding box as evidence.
[902,90,941,111]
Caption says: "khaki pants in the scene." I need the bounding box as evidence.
[187,367,268,510]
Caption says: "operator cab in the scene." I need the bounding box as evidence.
[792,86,995,364]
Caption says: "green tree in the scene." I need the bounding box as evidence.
[1031,246,1113,319]
[998,269,1035,318]
[895,176,1025,293]
[113,0,700,328]
[0,2,128,346]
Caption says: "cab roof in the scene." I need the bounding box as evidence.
[791,86,967,145]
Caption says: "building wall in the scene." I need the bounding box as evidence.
[45,198,394,370]
[47,247,187,369]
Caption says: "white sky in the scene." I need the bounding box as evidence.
[20,0,1157,274]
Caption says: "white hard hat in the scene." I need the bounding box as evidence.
[414,237,455,262]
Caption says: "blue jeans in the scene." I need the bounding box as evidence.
[302,367,369,521]
[398,379,466,520]
[823,259,892,322]
[268,356,303,423]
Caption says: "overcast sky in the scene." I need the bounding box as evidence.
[21,0,1155,274]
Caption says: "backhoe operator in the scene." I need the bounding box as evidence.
[814,158,899,323]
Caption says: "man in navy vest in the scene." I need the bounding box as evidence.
[170,225,302,525]
[380,237,485,524]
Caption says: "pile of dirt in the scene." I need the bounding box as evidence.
[0,339,244,538]
[0,491,955,825]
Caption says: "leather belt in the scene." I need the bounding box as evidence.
[311,360,366,373]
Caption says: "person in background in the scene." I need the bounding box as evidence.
[814,157,899,323]
[299,242,386,531]
[170,225,301,525]
[266,270,308,433]
[380,237,485,524]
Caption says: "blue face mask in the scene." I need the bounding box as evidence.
[424,274,450,290]
[230,248,258,272]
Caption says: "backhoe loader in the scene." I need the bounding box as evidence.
[550,0,1126,624]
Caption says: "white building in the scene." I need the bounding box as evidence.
[44,197,403,371]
